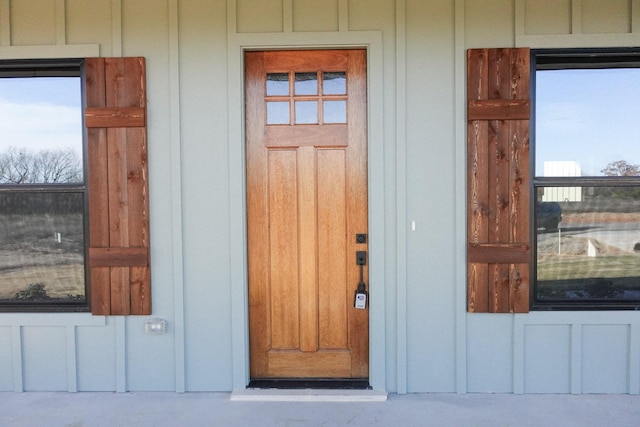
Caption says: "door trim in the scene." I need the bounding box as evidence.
[227,32,385,391]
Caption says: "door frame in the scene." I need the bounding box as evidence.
[227,31,386,391]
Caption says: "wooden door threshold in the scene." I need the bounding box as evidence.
[247,378,370,390]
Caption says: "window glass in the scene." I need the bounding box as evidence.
[323,100,346,123]
[536,68,640,177]
[0,61,86,310]
[294,72,318,96]
[536,187,640,302]
[323,72,346,95]
[0,77,83,183]
[266,73,289,96]
[295,101,318,124]
[0,192,85,303]
[267,101,290,124]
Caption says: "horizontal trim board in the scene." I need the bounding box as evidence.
[468,243,530,263]
[265,125,347,148]
[517,34,640,49]
[89,247,149,267]
[85,107,146,128]
[468,100,530,120]
[0,44,99,60]
[0,313,105,326]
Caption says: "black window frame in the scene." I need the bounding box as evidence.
[0,58,90,313]
[531,48,640,311]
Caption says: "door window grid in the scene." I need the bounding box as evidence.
[266,71,347,125]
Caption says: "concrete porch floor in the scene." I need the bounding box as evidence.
[1,391,638,426]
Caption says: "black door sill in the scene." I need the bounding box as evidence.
[248,378,371,390]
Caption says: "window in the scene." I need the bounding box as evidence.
[0,57,151,315]
[532,49,640,309]
[0,59,87,311]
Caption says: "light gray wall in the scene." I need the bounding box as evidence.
[0,0,639,394]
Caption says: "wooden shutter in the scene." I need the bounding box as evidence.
[467,48,530,313]
[85,57,151,315]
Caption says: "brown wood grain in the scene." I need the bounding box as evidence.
[467,244,530,264]
[467,100,530,121]
[265,125,347,148]
[345,49,369,377]
[467,48,531,313]
[85,57,150,316]
[245,51,270,376]
[246,49,368,378]
[268,150,300,349]
[89,247,149,267]
[85,107,145,128]
[317,149,348,350]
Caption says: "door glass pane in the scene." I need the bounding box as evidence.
[536,186,640,302]
[267,101,290,124]
[295,72,318,95]
[266,73,289,96]
[323,72,346,95]
[323,100,347,123]
[0,192,85,302]
[0,77,83,184]
[295,101,318,124]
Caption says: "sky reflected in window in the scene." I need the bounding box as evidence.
[0,77,82,156]
[536,68,640,177]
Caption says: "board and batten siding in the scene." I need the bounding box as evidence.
[0,0,639,394]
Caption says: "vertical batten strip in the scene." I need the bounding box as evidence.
[115,317,127,392]
[65,326,78,392]
[571,0,583,34]
[283,0,293,33]
[628,322,640,394]
[514,0,525,38]
[454,0,468,394]
[633,0,640,33]
[395,0,408,395]
[11,326,23,392]
[168,0,186,394]
[513,316,525,394]
[0,0,10,46]
[570,323,582,394]
[226,1,247,391]
[338,0,349,32]
[227,0,237,35]
[55,0,66,45]
[112,0,122,56]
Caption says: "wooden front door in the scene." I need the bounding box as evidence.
[246,50,368,379]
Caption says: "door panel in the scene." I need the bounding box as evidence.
[246,50,368,379]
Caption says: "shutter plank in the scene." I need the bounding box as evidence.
[467,48,531,313]
[86,58,111,315]
[488,49,512,313]
[467,49,490,312]
[126,125,150,315]
[107,126,130,316]
[110,267,130,316]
